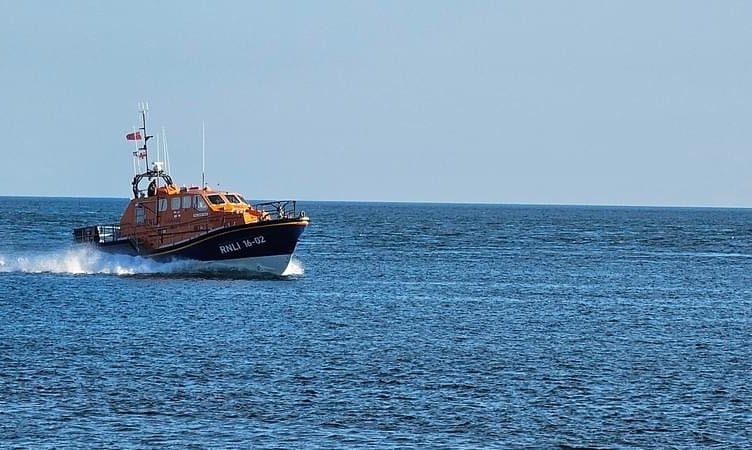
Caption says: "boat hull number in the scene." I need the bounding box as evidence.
[219,236,267,255]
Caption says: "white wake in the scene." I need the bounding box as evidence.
[0,247,169,275]
[0,247,304,278]
[282,257,305,276]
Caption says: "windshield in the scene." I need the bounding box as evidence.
[225,194,242,204]
[207,194,225,205]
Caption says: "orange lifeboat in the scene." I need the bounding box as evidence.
[72,105,309,275]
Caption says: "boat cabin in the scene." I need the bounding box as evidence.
[114,162,270,250]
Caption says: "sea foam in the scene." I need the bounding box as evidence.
[0,247,304,278]
[0,247,163,275]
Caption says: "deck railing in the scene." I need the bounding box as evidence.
[253,200,305,220]
[73,224,122,244]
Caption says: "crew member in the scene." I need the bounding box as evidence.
[147,179,157,197]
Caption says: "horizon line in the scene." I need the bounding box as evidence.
[1,194,750,210]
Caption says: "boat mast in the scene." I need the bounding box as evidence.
[138,102,151,171]
[131,126,139,176]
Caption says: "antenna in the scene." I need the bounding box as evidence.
[137,102,151,169]
[131,126,139,176]
[201,123,206,189]
[162,126,170,175]
[155,132,160,172]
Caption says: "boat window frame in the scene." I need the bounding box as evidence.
[171,197,181,211]
[135,204,145,224]
[182,196,192,209]
[225,194,242,204]
[158,198,168,212]
[193,195,208,211]
[207,194,226,205]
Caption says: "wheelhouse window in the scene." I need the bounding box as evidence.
[225,194,242,204]
[171,197,181,211]
[207,194,225,205]
[193,195,208,211]
[182,196,192,209]
[158,198,167,212]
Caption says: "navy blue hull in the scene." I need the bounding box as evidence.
[84,220,307,263]
[148,220,307,261]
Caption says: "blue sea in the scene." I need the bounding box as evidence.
[1,197,750,449]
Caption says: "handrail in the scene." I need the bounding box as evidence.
[73,224,122,244]
[253,200,302,220]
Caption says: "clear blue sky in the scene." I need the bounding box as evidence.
[1,1,750,206]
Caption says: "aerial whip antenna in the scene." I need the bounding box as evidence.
[202,122,206,189]
[162,126,170,174]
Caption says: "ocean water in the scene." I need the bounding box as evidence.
[0,197,750,449]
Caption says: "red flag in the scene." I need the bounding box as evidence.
[126,131,142,141]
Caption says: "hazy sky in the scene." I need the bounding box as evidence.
[1,1,750,206]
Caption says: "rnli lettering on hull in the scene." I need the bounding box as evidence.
[219,235,267,255]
